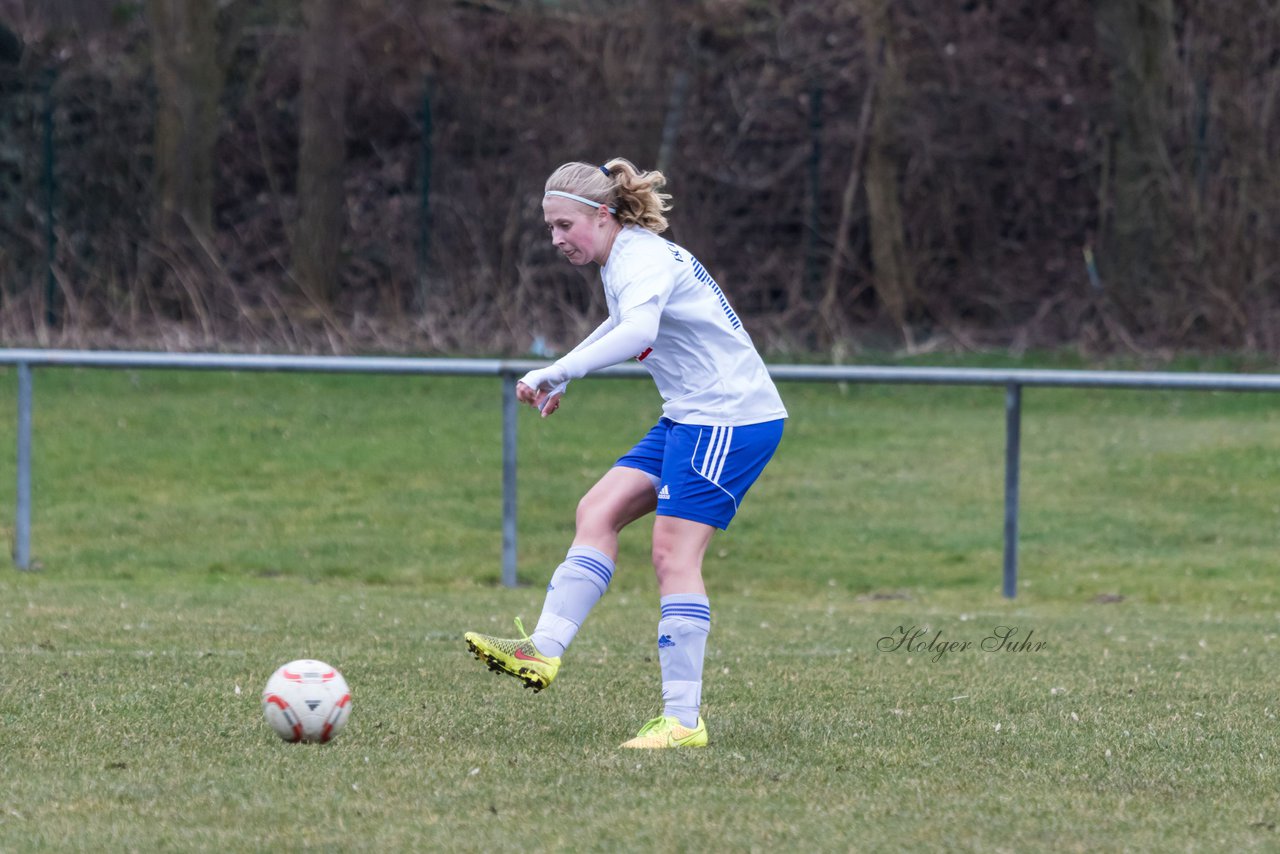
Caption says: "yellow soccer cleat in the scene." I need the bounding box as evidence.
[619,715,708,749]
[464,618,561,693]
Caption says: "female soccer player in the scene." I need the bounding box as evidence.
[465,158,787,749]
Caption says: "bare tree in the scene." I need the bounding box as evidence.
[859,0,915,344]
[0,20,21,64]
[293,0,348,308]
[148,0,222,241]
[6,1,1277,354]
[1094,0,1175,312]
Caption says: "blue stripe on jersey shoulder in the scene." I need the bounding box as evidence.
[688,258,742,330]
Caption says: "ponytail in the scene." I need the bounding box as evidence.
[545,158,672,234]
[601,158,671,233]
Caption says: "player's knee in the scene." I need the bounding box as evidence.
[575,495,618,538]
[651,539,693,581]
[651,540,669,574]
[651,556,703,594]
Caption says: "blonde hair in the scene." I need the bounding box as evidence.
[544,158,672,233]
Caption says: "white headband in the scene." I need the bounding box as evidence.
[545,190,616,214]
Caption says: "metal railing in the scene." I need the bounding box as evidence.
[4,348,1280,596]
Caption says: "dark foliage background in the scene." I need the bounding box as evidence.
[0,0,1276,356]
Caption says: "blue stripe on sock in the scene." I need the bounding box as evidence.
[583,566,611,586]
[569,552,612,576]
[569,555,613,586]
[661,606,711,621]
[661,604,710,613]
[577,555,614,580]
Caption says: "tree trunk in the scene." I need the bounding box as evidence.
[819,67,878,349]
[148,0,221,241]
[294,0,349,308]
[0,21,22,65]
[1094,0,1175,308]
[643,0,677,171]
[859,0,914,342]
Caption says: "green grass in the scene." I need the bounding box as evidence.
[1,363,1279,851]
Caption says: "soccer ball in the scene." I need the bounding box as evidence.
[262,659,352,743]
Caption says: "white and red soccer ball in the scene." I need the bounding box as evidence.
[262,659,351,743]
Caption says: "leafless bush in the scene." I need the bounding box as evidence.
[0,0,1276,355]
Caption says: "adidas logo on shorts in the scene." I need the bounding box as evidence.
[657,484,671,500]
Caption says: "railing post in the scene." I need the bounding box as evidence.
[15,362,33,570]
[1002,383,1022,598]
[500,372,518,588]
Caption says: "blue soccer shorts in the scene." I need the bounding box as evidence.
[614,417,785,530]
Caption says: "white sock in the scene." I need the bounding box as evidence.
[658,593,710,728]
[529,546,614,658]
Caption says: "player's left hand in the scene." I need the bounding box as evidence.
[536,388,564,417]
[517,368,569,418]
[515,380,565,418]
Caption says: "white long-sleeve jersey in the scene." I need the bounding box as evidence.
[550,226,787,427]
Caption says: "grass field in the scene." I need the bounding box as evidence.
[1,361,1278,851]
